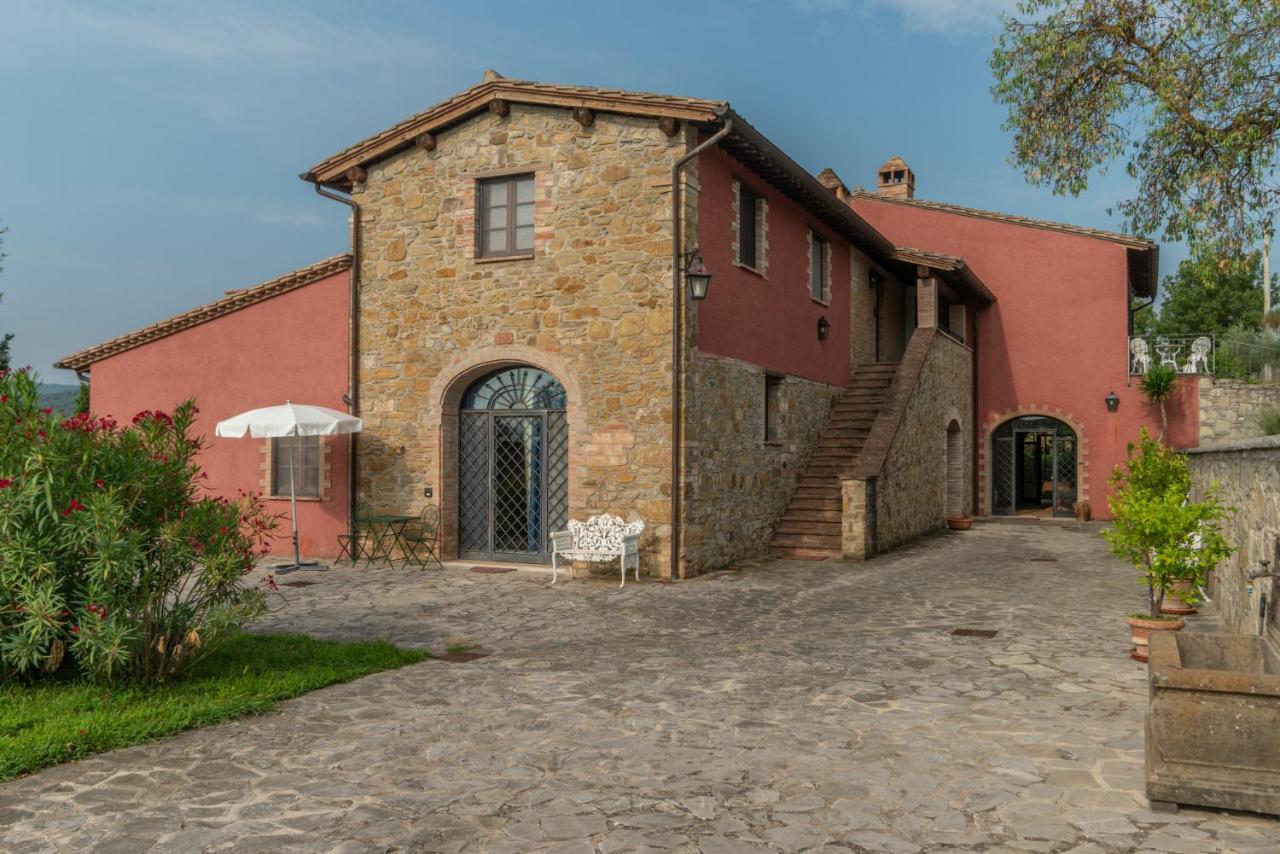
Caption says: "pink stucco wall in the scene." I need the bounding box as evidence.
[852,195,1197,519]
[87,270,351,557]
[695,146,851,387]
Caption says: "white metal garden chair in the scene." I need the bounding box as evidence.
[1183,337,1211,374]
[1130,338,1153,374]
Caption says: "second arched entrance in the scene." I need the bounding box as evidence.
[457,366,569,563]
[991,415,1078,517]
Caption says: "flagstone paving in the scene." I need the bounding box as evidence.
[3,521,1279,852]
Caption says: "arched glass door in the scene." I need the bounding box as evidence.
[458,366,568,562]
[991,416,1077,517]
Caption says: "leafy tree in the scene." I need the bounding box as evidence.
[1155,248,1273,336]
[992,1,1280,252]
[75,382,90,416]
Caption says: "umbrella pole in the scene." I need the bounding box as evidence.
[275,430,325,572]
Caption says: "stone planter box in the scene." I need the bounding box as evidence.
[1146,631,1280,815]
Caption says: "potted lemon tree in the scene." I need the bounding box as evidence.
[1103,428,1232,662]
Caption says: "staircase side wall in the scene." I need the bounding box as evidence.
[865,332,974,552]
[683,352,841,573]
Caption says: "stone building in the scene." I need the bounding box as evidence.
[59,72,1199,578]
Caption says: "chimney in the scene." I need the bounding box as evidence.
[875,156,915,200]
[817,167,851,203]
[482,68,505,82]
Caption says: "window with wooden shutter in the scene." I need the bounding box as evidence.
[738,184,762,269]
[477,174,535,258]
[271,436,321,498]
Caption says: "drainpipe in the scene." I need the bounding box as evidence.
[301,174,360,536]
[670,114,733,581]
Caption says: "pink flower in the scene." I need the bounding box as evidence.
[40,407,52,415]
[94,479,105,489]
[0,478,11,489]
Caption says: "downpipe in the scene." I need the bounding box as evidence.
[669,115,732,580]
[303,175,361,537]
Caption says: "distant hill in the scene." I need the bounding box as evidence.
[37,382,82,416]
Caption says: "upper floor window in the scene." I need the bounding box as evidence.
[478,174,535,258]
[736,182,766,271]
[271,436,321,498]
[809,231,830,303]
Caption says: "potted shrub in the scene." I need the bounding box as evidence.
[1103,428,1232,662]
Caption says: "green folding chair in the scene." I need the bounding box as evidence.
[337,501,376,565]
[404,504,443,570]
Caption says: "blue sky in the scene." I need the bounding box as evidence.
[0,0,1226,379]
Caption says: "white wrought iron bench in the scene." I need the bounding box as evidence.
[550,514,645,587]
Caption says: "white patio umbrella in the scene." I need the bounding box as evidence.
[215,402,362,572]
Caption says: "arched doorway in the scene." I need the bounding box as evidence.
[991,415,1077,517]
[458,366,569,562]
[945,420,963,518]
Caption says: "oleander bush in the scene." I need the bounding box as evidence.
[0,368,277,684]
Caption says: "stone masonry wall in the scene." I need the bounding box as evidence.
[353,104,693,577]
[872,331,974,552]
[683,352,840,570]
[1187,438,1280,641]
[1198,378,1280,445]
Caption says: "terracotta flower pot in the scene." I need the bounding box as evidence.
[1160,580,1198,616]
[1127,615,1184,663]
[946,516,973,531]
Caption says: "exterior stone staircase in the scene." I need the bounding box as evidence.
[769,363,898,560]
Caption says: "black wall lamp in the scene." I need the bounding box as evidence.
[817,316,830,341]
[683,249,712,301]
[1105,390,1120,412]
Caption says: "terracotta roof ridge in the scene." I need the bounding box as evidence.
[851,190,1155,249]
[306,77,727,186]
[55,254,352,371]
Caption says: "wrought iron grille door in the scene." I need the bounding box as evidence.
[458,367,568,563]
[991,416,1078,518]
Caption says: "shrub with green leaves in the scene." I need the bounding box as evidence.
[0,368,278,683]
[1256,406,1280,436]
[1104,428,1234,618]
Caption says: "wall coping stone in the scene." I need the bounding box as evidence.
[1187,435,1280,455]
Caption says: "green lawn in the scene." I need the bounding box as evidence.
[0,632,429,781]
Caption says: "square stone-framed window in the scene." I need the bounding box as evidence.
[261,436,332,502]
[476,173,536,258]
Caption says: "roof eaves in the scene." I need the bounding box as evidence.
[55,254,352,372]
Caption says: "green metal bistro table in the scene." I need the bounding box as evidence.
[366,514,415,568]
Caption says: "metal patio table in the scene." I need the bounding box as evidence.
[366,513,416,568]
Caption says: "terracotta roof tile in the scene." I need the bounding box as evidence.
[56,254,352,372]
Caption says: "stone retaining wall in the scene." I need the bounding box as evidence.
[1198,377,1280,445]
[1187,437,1280,641]
[683,353,840,570]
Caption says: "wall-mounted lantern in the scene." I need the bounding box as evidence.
[684,249,712,301]
[817,316,830,341]
[1105,390,1120,412]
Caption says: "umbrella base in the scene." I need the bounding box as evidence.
[273,561,328,573]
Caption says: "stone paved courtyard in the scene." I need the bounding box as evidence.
[3,521,1279,853]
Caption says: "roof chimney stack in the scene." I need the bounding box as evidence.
[817,167,851,203]
[875,156,915,200]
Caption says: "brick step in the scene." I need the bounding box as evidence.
[816,427,871,440]
[786,497,841,511]
[771,532,842,550]
[806,463,854,476]
[811,445,859,457]
[768,514,839,535]
[793,485,840,500]
[770,545,842,561]
[779,508,842,523]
